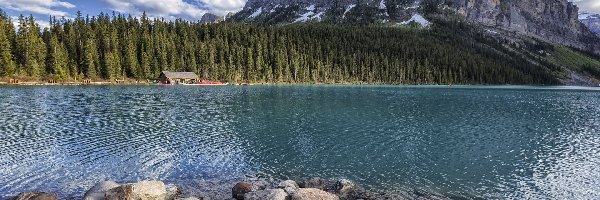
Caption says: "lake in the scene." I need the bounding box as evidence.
[0,85,599,199]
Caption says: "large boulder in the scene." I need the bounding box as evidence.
[104,181,170,200]
[104,184,134,200]
[298,178,326,190]
[290,188,339,200]
[232,182,254,200]
[8,192,57,200]
[243,189,287,200]
[277,180,299,189]
[84,181,121,200]
[278,180,300,196]
[165,184,181,200]
[333,179,356,197]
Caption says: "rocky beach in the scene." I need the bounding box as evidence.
[5,178,418,200]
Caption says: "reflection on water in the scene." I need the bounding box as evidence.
[0,85,599,199]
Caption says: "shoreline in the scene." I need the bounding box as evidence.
[0,82,599,89]
[3,178,459,200]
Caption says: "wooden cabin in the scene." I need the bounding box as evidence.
[158,71,199,84]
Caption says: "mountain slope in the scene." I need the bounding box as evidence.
[231,0,600,54]
[580,12,600,37]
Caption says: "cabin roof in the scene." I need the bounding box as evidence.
[161,71,199,79]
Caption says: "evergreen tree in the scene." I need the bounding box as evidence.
[0,13,16,76]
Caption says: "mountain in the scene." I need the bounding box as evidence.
[200,13,225,23]
[230,0,423,24]
[580,12,600,37]
[231,0,600,54]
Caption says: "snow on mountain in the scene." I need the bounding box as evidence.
[400,14,430,27]
[580,11,600,37]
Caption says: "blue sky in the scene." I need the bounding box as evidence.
[0,0,247,27]
[0,0,599,28]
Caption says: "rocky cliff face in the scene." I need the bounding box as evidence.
[232,0,600,53]
[231,0,422,24]
[443,0,600,53]
[580,12,600,37]
[200,13,225,24]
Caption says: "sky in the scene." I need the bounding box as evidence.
[0,0,247,27]
[0,0,599,28]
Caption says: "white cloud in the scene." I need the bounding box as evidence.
[102,0,246,20]
[571,0,600,13]
[199,0,246,13]
[0,0,75,16]
[103,0,209,20]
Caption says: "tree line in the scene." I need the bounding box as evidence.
[0,10,560,84]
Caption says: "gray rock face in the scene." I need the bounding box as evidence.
[200,13,225,24]
[232,0,420,24]
[444,0,600,52]
[243,189,288,200]
[581,13,600,37]
[233,0,600,53]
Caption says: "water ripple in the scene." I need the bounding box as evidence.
[0,86,599,199]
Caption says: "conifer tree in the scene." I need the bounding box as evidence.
[0,14,16,77]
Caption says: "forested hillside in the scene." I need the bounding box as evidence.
[0,10,583,84]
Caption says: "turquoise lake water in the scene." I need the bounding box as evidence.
[0,85,599,199]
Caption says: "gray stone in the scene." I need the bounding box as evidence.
[290,188,339,200]
[243,189,288,200]
[166,184,181,200]
[7,192,57,200]
[299,178,326,190]
[278,180,299,189]
[84,181,121,200]
[333,179,356,194]
[232,182,254,200]
[104,180,167,200]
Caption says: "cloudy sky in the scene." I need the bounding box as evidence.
[0,0,599,27]
[0,0,246,24]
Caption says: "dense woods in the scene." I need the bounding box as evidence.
[0,10,563,84]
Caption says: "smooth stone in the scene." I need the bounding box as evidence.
[333,179,356,195]
[299,178,326,190]
[290,188,339,200]
[243,189,287,200]
[7,192,57,200]
[105,180,167,200]
[166,184,182,200]
[104,184,134,200]
[232,182,254,200]
[277,180,299,189]
[84,181,121,200]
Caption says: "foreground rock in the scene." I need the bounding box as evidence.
[8,192,57,200]
[84,180,180,200]
[235,179,345,200]
[291,188,339,200]
[333,179,357,199]
[243,189,287,200]
[232,182,254,200]
[298,178,327,190]
[84,181,121,200]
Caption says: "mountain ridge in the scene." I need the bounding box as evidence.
[230,0,600,54]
